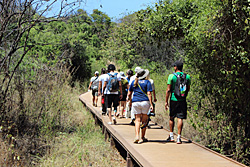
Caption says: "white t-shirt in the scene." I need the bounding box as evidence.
[129,75,136,85]
[99,74,108,93]
[103,72,121,94]
[149,79,155,91]
[90,76,99,88]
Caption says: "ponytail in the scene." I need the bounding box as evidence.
[133,77,138,87]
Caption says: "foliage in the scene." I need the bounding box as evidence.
[136,0,250,165]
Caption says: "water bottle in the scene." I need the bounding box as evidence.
[147,108,155,117]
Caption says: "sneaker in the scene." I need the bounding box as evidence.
[108,122,112,125]
[102,112,106,115]
[112,117,117,124]
[93,103,95,106]
[134,137,139,143]
[138,139,144,144]
[166,135,174,142]
[116,113,120,117]
[142,137,148,142]
[176,138,182,144]
[129,120,135,126]
[95,104,97,107]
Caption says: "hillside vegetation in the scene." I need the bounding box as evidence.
[0,0,249,166]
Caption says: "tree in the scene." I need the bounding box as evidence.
[0,0,85,111]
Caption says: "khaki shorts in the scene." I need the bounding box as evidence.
[131,101,150,115]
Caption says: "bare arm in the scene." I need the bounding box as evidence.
[119,81,123,100]
[127,90,132,106]
[152,90,157,102]
[165,84,171,110]
[88,82,92,90]
[147,91,154,111]
[103,81,107,96]
[98,81,102,96]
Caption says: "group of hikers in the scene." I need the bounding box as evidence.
[88,61,191,144]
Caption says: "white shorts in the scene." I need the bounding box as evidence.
[131,101,150,115]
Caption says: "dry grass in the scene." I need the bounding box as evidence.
[38,86,126,167]
[1,66,126,167]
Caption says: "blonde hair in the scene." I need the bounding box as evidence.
[133,77,139,87]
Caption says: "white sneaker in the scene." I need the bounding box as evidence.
[112,117,117,124]
[108,122,112,125]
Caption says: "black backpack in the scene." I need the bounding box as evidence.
[173,73,187,99]
[107,73,119,92]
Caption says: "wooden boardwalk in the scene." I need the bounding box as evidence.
[79,92,246,167]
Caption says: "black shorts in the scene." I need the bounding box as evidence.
[107,94,119,108]
[169,100,187,119]
[120,92,127,101]
[92,89,98,96]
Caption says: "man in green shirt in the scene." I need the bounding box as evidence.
[165,61,191,144]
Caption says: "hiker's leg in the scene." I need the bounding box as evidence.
[107,95,113,122]
[108,107,112,122]
[92,94,95,105]
[95,95,98,106]
[113,94,119,117]
[120,101,126,117]
[141,114,148,139]
[135,114,141,139]
[169,116,175,132]
[177,118,183,135]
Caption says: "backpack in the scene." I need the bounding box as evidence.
[173,73,187,99]
[107,73,119,92]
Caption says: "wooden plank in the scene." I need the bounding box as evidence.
[79,92,246,167]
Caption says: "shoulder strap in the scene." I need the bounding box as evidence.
[108,73,118,77]
[138,83,147,96]
[92,76,98,83]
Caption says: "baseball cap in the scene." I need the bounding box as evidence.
[95,71,99,75]
[120,71,125,77]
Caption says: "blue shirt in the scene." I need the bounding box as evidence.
[129,79,152,102]
[126,77,130,84]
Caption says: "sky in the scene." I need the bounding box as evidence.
[43,0,156,21]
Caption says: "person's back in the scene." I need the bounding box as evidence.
[88,71,100,107]
[98,68,108,115]
[165,61,191,144]
[130,79,152,102]
[167,72,191,101]
[91,76,99,90]
[127,69,153,144]
[103,64,123,124]
[104,71,121,95]
[121,78,128,92]
[100,73,109,94]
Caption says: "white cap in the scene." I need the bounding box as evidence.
[135,67,141,73]
[95,71,99,75]
[120,71,125,77]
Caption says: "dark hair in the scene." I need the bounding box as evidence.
[101,68,106,74]
[174,61,183,71]
[127,69,133,76]
[108,64,116,71]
